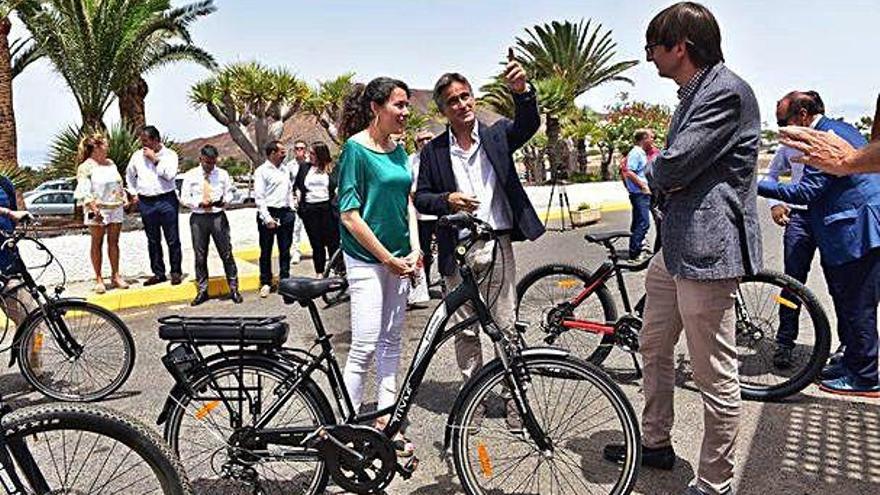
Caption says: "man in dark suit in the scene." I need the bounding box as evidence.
[604,4,762,495]
[759,93,880,397]
[414,57,543,425]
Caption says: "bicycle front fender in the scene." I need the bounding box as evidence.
[441,346,571,452]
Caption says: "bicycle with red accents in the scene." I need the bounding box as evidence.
[515,230,831,402]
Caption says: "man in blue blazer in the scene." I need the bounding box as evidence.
[759,92,880,397]
[414,59,543,425]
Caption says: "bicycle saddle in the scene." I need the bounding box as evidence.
[584,230,632,244]
[279,277,346,302]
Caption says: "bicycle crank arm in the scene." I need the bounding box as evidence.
[304,426,366,465]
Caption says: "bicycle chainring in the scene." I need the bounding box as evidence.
[321,425,396,494]
[614,314,643,352]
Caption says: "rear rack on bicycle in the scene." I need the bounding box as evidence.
[157,315,289,346]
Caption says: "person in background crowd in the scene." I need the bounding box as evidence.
[414,54,542,429]
[624,128,655,260]
[0,175,34,328]
[288,139,309,265]
[759,92,880,398]
[254,140,296,298]
[407,129,436,309]
[180,145,242,306]
[74,132,129,294]
[762,91,824,369]
[603,4,763,495]
[125,125,182,286]
[336,77,420,457]
[294,141,339,276]
[780,94,880,174]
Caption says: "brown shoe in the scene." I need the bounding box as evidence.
[170,273,183,285]
[143,275,167,286]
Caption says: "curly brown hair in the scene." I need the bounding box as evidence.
[337,77,410,140]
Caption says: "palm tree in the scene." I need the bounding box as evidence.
[563,106,600,175]
[305,73,355,146]
[514,19,638,174]
[190,62,311,169]
[16,0,216,131]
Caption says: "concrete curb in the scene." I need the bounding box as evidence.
[84,200,634,312]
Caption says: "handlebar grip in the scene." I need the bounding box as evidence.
[437,212,474,228]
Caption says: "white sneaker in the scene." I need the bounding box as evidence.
[260,285,271,298]
[292,251,302,265]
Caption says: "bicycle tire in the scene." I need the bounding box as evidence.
[452,352,640,495]
[516,264,618,365]
[321,248,349,306]
[163,355,334,495]
[17,299,136,402]
[2,402,191,494]
[735,270,831,401]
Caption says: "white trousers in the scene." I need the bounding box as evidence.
[342,253,410,412]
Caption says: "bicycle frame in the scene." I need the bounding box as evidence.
[184,228,554,455]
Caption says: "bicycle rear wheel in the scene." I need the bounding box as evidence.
[2,403,191,494]
[163,356,334,495]
[735,270,831,401]
[18,299,135,402]
[516,264,618,365]
[452,353,640,495]
[321,248,349,306]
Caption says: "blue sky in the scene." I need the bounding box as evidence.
[11,0,880,165]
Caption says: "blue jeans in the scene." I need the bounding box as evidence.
[777,210,817,347]
[138,191,182,278]
[628,193,651,258]
[823,248,880,385]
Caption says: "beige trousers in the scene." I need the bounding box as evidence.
[640,252,740,495]
[443,235,518,382]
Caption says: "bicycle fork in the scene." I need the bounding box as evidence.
[497,341,554,453]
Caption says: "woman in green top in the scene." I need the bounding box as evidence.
[336,77,421,456]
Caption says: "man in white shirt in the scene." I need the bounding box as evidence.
[180,145,242,306]
[288,140,309,265]
[254,140,296,297]
[125,125,182,286]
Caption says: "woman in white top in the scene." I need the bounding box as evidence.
[293,141,340,276]
[73,133,129,293]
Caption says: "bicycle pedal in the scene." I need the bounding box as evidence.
[397,455,419,479]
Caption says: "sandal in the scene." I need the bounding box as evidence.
[112,277,129,289]
[93,282,106,294]
[392,435,415,458]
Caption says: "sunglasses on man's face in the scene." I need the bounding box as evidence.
[294,146,306,151]
[417,138,432,144]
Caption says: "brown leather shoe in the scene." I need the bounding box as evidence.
[170,273,183,285]
[143,275,167,286]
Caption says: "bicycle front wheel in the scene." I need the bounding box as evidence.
[2,403,191,494]
[736,270,831,401]
[452,353,640,495]
[18,299,135,402]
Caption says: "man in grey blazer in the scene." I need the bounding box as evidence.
[604,3,761,495]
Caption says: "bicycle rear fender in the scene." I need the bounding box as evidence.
[441,346,570,452]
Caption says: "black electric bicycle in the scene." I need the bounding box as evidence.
[157,213,641,495]
[516,230,832,402]
[0,217,135,402]
[0,393,191,494]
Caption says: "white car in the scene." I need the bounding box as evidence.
[25,189,75,216]
[24,177,76,199]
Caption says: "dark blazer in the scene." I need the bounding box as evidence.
[414,89,544,276]
[758,117,880,267]
[649,63,763,280]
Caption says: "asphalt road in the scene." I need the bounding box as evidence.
[2,204,878,495]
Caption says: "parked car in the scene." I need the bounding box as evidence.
[24,189,76,216]
[24,177,76,199]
